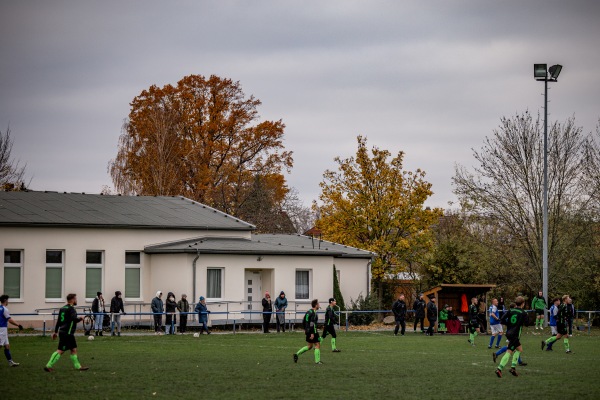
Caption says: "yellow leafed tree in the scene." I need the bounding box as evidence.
[316,136,442,301]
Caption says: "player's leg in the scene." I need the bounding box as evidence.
[489,333,496,348]
[330,326,339,352]
[400,319,406,335]
[314,341,321,363]
[496,329,503,348]
[394,319,400,335]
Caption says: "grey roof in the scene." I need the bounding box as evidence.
[145,233,375,259]
[0,191,255,230]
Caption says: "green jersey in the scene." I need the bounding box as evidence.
[500,307,526,338]
[54,304,81,335]
[531,296,546,310]
[303,309,318,335]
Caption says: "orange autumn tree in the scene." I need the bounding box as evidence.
[316,136,442,305]
[109,75,293,230]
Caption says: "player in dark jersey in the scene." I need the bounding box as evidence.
[492,302,527,366]
[467,297,480,346]
[293,299,323,364]
[322,298,341,352]
[495,296,527,378]
[44,293,89,372]
[542,294,572,353]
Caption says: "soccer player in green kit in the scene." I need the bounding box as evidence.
[293,299,323,365]
[542,294,572,353]
[322,298,341,352]
[495,296,527,378]
[44,293,89,372]
[467,297,480,346]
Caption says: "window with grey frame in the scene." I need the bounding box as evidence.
[3,250,22,299]
[207,268,222,298]
[85,251,103,299]
[125,251,141,299]
[295,270,310,299]
[45,250,63,300]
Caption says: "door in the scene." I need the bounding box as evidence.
[245,270,262,322]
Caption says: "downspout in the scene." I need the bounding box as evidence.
[192,248,200,302]
[366,258,373,297]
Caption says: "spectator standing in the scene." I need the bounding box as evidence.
[195,296,211,334]
[92,292,105,336]
[151,291,164,335]
[177,294,190,334]
[44,293,89,372]
[110,291,125,337]
[165,292,177,334]
[413,294,426,333]
[426,297,437,336]
[392,294,407,336]
[262,292,272,333]
[274,291,288,333]
[0,294,23,367]
[531,291,547,330]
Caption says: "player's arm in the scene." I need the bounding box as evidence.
[7,317,24,330]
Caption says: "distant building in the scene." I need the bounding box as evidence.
[0,191,372,324]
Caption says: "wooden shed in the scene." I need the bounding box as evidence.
[422,284,496,332]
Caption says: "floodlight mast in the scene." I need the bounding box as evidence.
[533,64,562,324]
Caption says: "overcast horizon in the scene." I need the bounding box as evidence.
[1,1,599,210]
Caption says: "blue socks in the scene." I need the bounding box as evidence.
[4,348,12,361]
[496,335,502,346]
[489,336,495,347]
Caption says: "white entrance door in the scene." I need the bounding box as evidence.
[245,270,262,322]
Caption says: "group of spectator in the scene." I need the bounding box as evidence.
[262,291,288,333]
[150,291,211,335]
[91,291,125,336]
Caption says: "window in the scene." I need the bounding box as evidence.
[207,268,223,299]
[295,270,310,300]
[125,251,141,299]
[45,250,63,300]
[3,250,23,299]
[85,251,103,299]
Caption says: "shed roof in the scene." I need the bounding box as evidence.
[0,191,255,230]
[145,233,375,258]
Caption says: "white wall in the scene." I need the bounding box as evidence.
[334,258,370,305]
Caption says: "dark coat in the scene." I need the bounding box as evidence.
[195,302,209,322]
[413,298,426,318]
[110,296,124,313]
[427,301,438,321]
[392,299,407,319]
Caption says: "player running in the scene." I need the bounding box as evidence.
[1,294,24,367]
[44,293,89,372]
[542,295,572,353]
[495,296,527,378]
[294,299,323,365]
[488,298,503,349]
[322,298,341,352]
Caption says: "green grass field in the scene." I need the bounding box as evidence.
[2,329,598,399]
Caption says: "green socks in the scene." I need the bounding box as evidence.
[314,348,320,363]
[546,336,557,344]
[564,338,570,351]
[331,338,337,350]
[46,351,61,368]
[296,346,309,356]
[70,355,81,369]
[470,331,478,342]
[498,352,510,370]
[511,350,521,368]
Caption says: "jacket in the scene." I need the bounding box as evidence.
[151,296,164,314]
[274,296,288,311]
[92,297,104,313]
[110,296,124,313]
[413,298,426,318]
[177,299,190,313]
[439,309,449,321]
[426,301,438,321]
[195,302,209,322]
[531,296,546,310]
[262,298,272,313]
[324,305,338,326]
[392,299,407,319]
[165,292,177,313]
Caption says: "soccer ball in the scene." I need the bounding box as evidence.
[88,335,95,341]
[193,332,199,338]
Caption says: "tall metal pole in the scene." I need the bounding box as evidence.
[542,76,549,314]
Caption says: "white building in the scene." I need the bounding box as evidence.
[0,191,372,325]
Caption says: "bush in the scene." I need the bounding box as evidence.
[348,292,380,326]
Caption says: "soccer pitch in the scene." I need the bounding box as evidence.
[3,330,598,399]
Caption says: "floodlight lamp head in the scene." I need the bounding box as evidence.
[549,64,562,80]
[534,64,548,80]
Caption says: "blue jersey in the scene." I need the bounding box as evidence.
[0,305,11,328]
[549,305,557,326]
[489,305,501,325]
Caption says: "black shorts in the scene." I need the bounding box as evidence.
[506,335,521,351]
[469,320,479,333]
[535,309,544,316]
[306,332,320,344]
[557,323,568,335]
[323,324,337,338]
[57,333,77,351]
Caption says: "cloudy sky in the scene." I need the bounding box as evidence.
[1,1,599,209]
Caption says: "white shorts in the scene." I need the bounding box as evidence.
[551,326,558,335]
[490,324,503,335]
[0,328,8,346]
